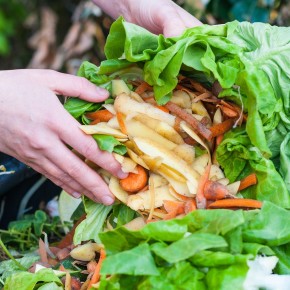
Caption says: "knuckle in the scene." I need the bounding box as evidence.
[28,138,47,151]
[18,146,38,162]
[58,172,72,185]
[66,162,83,178]
[81,140,97,160]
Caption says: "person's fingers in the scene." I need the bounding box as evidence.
[161,3,202,37]
[29,152,115,205]
[162,18,188,38]
[27,69,109,102]
[23,158,86,199]
[57,112,127,179]
[42,137,116,204]
[177,7,202,28]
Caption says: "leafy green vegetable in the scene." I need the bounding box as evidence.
[102,17,290,209]
[3,268,62,290]
[101,243,159,276]
[37,282,63,290]
[242,201,290,246]
[73,198,112,245]
[92,135,127,155]
[64,98,101,120]
[216,128,290,207]
[280,133,290,193]
[206,263,249,290]
[138,262,206,290]
[98,202,290,288]
[189,250,250,267]
[108,203,139,228]
[152,233,227,263]
[0,254,39,283]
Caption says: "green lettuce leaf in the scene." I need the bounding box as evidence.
[98,202,290,288]
[0,254,39,283]
[280,133,290,193]
[189,250,250,267]
[216,127,290,207]
[152,233,227,263]
[242,201,290,246]
[138,262,206,290]
[227,22,290,123]
[64,98,101,120]
[92,135,127,155]
[206,263,249,290]
[3,268,62,290]
[73,198,112,244]
[108,203,139,228]
[101,243,159,276]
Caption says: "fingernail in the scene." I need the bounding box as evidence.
[72,192,82,199]
[101,195,115,205]
[118,170,128,179]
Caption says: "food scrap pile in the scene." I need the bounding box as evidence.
[1,17,290,290]
[80,77,261,222]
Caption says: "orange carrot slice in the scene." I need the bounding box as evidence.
[164,200,185,215]
[238,173,258,191]
[204,180,230,200]
[208,198,262,209]
[86,109,113,122]
[219,106,238,118]
[196,163,211,209]
[87,248,106,289]
[210,118,235,137]
[119,165,148,193]
[216,134,224,146]
[184,199,197,214]
[163,200,185,220]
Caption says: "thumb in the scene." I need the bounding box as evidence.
[163,19,187,37]
[30,69,109,102]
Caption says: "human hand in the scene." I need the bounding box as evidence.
[93,0,202,37]
[0,69,127,205]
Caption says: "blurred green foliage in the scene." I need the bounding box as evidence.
[207,0,277,22]
[0,0,26,55]
[180,0,289,24]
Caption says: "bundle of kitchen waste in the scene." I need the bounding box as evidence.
[1,17,290,290]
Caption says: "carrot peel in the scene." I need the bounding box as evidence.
[204,180,230,200]
[119,165,148,193]
[87,248,106,289]
[116,112,128,135]
[196,163,211,209]
[208,198,262,209]
[165,101,212,141]
[238,173,257,191]
[86,109,113,122]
